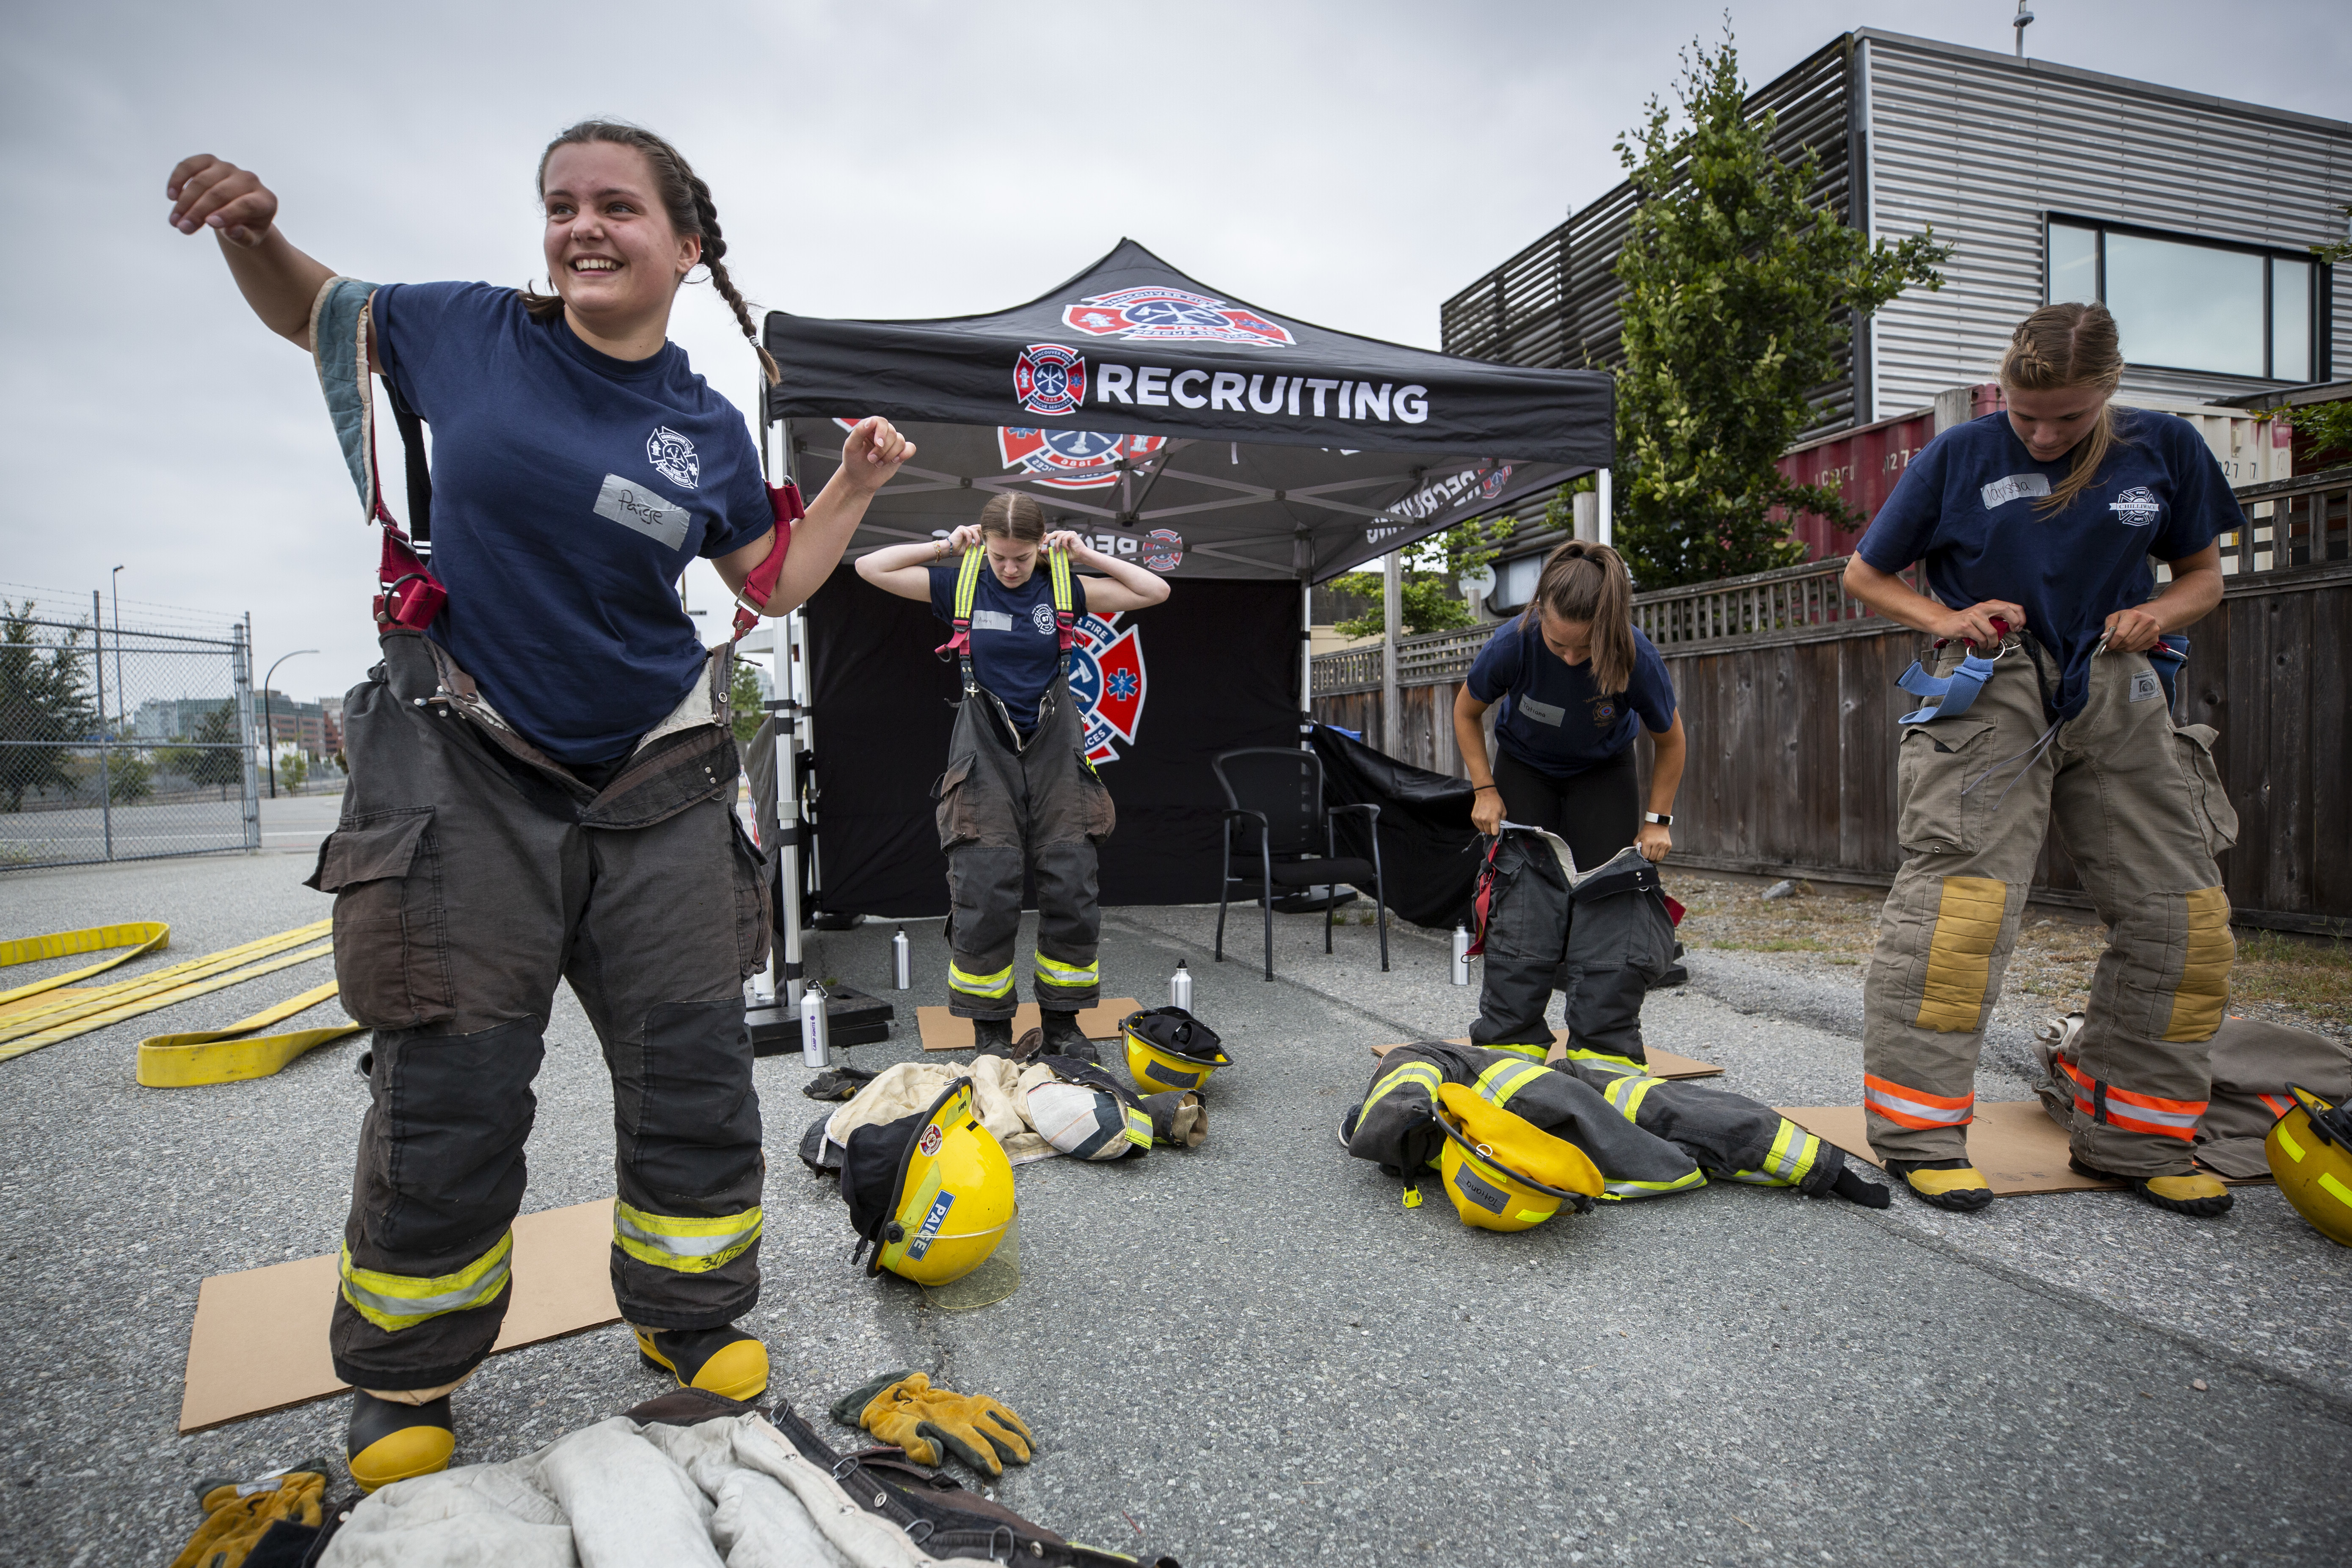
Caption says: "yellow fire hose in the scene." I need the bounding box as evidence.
[1,920,358,1083]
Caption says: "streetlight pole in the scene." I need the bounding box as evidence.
[110,566,125,732]
[261,649,316,800]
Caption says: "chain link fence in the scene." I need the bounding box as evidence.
[2,590,259,871]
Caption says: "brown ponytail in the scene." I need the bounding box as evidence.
[1520,540,1637,695]
[977,493,1049,543]
[522,120,781,384]
[1999,302,2125,516]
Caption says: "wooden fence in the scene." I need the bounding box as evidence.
[1312,467,2352,932]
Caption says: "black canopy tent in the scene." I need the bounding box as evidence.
[762,240,1612,584]
[743,242,1612,1006]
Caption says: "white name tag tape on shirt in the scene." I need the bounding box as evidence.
[593,474,691,550]
[1981,473,2052,510]
[1517,697,1566,728]
[971,610,1016,632]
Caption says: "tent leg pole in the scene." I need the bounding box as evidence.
[1596,467,1613,549]
[768,675,804,1010]
[1381,550,1401,758]
[1299,577,1313,752]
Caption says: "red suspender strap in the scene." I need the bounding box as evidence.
[1462,835,1504,959]
[369,430,447,630]
[730,482,805,643]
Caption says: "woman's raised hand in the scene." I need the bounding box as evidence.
[166,156,278,248]
[1040,529,1091,558]
[943,524,985,551]
[840,416,915,497]
[1470,786,1506,837]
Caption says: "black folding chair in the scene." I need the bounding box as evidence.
[1212,747,1388,981]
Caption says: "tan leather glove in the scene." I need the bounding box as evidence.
[845,1372,1035,1475]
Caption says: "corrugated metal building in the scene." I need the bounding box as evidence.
[1445,28,2348,588]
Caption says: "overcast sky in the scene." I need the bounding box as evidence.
[3,0,2345,703]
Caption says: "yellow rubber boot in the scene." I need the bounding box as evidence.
[1886,1159,1994,1213]
[346,1391,454,1494]
[2070,1156,2235,1218]
[635,1324,770,1402]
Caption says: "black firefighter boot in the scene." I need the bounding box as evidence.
[972,1017,1015,1057]
[1040,1010,1098,1063]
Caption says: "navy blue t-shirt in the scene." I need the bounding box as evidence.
[928,562,1086,734]
[1465,619,1676,779]
[1856,408,2235,720]
[373,282,772,763]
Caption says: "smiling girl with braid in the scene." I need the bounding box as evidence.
[167,122,913,1491]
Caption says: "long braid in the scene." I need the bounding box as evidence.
[526,120,779,384]
[680,166,781,385]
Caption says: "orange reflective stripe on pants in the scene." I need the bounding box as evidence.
[2058,1055,2205,1143]
[1863,1073,1974,1130]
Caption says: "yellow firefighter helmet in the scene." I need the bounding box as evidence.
[2267,1083,2352,1249]
[1122,1007,1231,1095]
[1434,1080,1604,1232]
[844,1080,1017,1286]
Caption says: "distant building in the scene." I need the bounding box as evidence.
[1445,28,2347,588]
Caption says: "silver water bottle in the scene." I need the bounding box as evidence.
[1451,925,1471,986]
[892,926,911,991]
[1169,959,1193,1011]
[800,981,830,1068]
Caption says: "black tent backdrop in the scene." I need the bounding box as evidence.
[764,240,1613,584]
[758,242,1613,923]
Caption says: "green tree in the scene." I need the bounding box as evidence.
[729,659,768,751]
[1328,516,1517,638]
[1612,28,1950,587]
[2279,208,2352,466]
[0,601,97,812]
[161,702,246,800]
[277,752,309,794]
[108,750,154,804]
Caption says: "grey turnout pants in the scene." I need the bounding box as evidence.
[1862,638,2239,1178]
[309,631,769,1392]
[933,673,1117,1019]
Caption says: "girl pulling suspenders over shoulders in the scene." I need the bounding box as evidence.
[166,124,912,1493]
[858,495,1172,1056]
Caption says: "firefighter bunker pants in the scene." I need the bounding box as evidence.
[1471,830,1679,1069]
[1863,640,2240,1178]
[932,674,1117,1020]
[309,631,770,1393]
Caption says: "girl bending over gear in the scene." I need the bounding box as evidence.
[167,124,912,1492]
[1452,543,1688,1068]
[858,496,1172,1055]
[1843,301,2238,1219]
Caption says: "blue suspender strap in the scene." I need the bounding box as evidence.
[1895,648,2001,725]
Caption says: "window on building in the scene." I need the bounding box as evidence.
[2046,218,2319,382]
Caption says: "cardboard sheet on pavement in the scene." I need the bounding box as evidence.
[917,999,1141,1052]
[1777,1101,2272,1196]
[179,1199,619,1433]
[1370,1033,1723,1080]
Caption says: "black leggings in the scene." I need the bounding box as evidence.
[1492,747,1639,874]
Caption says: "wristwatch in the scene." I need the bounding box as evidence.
[1643,811,1673,826]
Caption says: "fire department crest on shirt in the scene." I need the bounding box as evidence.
[647,426,699,488]
[2109,485,2162,526]
[1060,287,1295,348]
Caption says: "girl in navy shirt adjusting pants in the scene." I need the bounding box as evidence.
[1452,541,1687,1062]
[1844,302,2239,1218]
[167,124,912,1491]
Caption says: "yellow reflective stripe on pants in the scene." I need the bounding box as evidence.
[1723,1119,1822,1187]
[1603,1073,1664,1122]
[339,1232,513,1333]
[1362,1061,1442,1119]
[949,961,1016,999]
[1123,1105,1153,1149]
[1483,1042,1550,1064]
[613,1201,764,1274]
[1599,1169,1708,1202]
[1472,1057,1547,1111]
[1561,1048,1643,1077]
[1034,952,1099,986]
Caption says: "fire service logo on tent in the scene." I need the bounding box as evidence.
[1014,344,1088,416]
[1062,287,1295,348]
[1067,609,1146,765]
[997,428,1167,490]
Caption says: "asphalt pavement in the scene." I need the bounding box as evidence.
[0,846,2345,1566]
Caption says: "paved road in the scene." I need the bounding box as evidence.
[0,850,2344,1565]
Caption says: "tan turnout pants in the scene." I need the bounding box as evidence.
[1862,637,2240,1178]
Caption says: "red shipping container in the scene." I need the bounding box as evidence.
[1773,408,1940,562]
